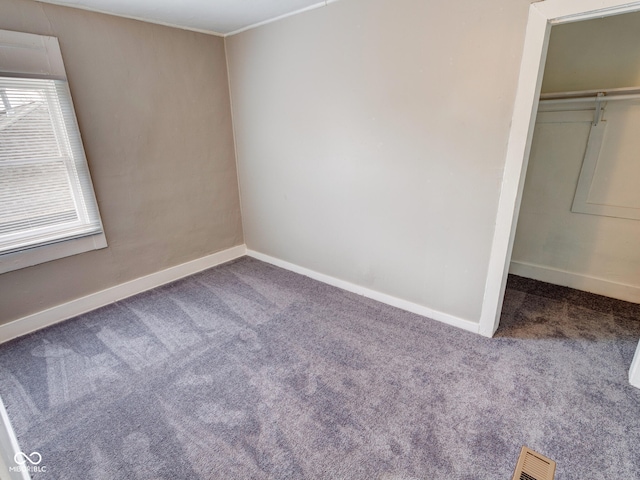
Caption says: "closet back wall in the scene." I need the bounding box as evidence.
[0,0,243,325]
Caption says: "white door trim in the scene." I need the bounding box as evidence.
[0,396,30,480]
[478,0,640,388]
[631,341,640,388]
[478,2,550,337]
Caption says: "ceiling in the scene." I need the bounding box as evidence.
[35,0,331,36]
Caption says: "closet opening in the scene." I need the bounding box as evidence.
[480,1,640,388]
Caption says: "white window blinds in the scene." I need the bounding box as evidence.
[0,76,103,255]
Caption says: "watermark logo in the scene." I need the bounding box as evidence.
[10,451,47,474]
[14,451,42,465]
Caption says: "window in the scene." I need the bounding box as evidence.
[0,30,105,274]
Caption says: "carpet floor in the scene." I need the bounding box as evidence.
[0,257,639,479]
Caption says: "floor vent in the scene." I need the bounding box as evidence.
[512,446,556,480]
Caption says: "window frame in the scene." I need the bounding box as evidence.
[0,30,106,274]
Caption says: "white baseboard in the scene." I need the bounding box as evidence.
[247,250,479,334]
[0,245,247,344]
[509,261,640,304]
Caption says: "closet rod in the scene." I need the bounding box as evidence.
[540,86,640,104]
[540,93,640,105]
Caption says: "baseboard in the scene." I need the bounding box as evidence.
[0,245,247,344]
[247,250,480,334]
[509,261,640,304]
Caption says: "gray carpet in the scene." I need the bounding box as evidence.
[0,256,639,479]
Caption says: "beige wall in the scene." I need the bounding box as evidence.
[226,0,530,323]
[542,11,640,93]
[0,0,243,324]
[512,12,640,302]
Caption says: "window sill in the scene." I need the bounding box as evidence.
[0,232,107,274]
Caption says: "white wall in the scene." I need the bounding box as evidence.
[226,0,530,324]
[511,13,640,303]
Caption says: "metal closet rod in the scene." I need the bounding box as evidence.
[540,86,640,104]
